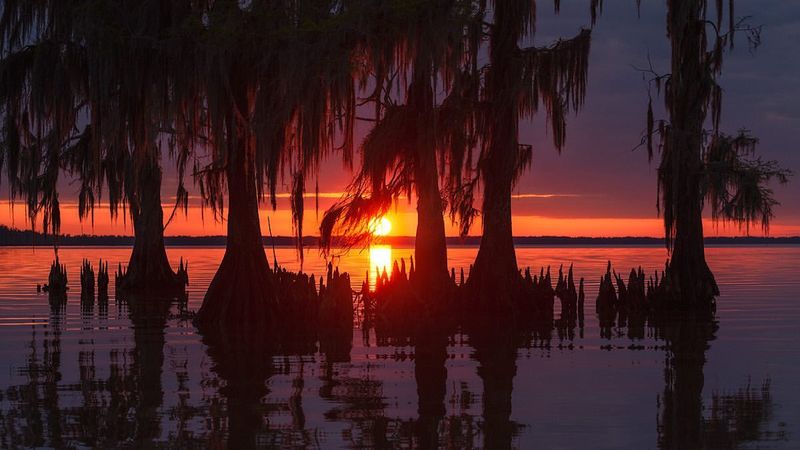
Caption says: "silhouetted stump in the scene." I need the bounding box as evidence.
[595,259,717,342]
[97,259,109,304]
[176,257,189,286]
[80,259,95,307]
[518,265,555,320]
[318,262,354,329]
[596,261,618,309]
[363,256,460,336]
[554,264,582,341]
[364,257,585,344]
[45,257,68,305]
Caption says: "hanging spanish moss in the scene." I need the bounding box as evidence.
[320,0,479,293]
[0,1,191,293]
[467,1,595,309]
[641,0,791,305]
[168,1,358,335]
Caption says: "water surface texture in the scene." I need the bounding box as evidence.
[0,246,796,448]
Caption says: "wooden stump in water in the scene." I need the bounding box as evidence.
[46,258,68,305]
[176,257,189,287]
[364,257,462,336]
[554,264,582,340]
[80,259,95,306]
[97,259,109,304]
[318,263,353,329]
[365,257,587,343]
[595,259,717,342]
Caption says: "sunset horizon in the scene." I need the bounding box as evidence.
[1,1,798,448]
[4,199,799,238]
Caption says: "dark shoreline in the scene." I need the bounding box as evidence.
[2,225,798,247]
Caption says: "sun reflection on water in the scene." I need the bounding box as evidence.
[368,245,392,291]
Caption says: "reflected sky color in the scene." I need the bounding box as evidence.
[368,245,392,291]
[0,245,797,447]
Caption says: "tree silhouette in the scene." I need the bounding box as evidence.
[464,1,596,306]
[642,0,791,305]
[320,0,478,291]
[168,1,357,336]
[0,1,190,292]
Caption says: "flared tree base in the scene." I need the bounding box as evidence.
[116,261,188,297]
[465,270,523,314]
[195,252,353,347]
[195,248,279,343]
[117,274,187,296]
[663,263,719,308]
[466,238,524,317]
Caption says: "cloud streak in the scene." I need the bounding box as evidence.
[511,193,584,199]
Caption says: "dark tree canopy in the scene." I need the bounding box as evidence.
[319,0,479,253]
[642,1,791,245]
[0,1,192,236]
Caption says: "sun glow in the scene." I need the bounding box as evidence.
[370,216,392,236]
[368,245,392,291]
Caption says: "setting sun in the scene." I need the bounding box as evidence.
[370,216,392,237]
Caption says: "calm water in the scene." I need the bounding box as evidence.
[0,245,797,449]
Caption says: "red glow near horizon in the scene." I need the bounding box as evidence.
[2,200,799,238]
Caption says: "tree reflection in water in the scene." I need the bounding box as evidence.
[0,294,192,448]
[655,310,784,449]
[127,295,172,447]
[0,294,789,448]
[413,326,448,449]
[471,324,520,450]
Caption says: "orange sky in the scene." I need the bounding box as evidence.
[3,198,798,238]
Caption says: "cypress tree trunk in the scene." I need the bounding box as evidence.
[665,0,719,304]
[470,152,518,300]
[415,154,449,288]
[409,67,449,290]
[468,1,521,303]
[669,186,719,303]
[195,136,276,337]
[118,159,181,293]
[196,58,278,337]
